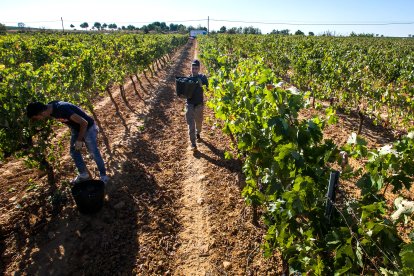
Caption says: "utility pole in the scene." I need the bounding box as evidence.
[61,17,64,32]
[208,16,209,35]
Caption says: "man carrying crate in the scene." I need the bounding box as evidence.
[185,59,208,151]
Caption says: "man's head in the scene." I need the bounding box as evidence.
[191,59,200,75]
[192,59,200,67]
[26,102,48,121]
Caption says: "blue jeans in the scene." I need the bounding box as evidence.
[70,124,106,177]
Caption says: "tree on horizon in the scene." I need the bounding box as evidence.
[80,22,89,30]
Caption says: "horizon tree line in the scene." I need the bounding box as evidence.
[1,21,407,37]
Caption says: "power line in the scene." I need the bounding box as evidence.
[3,19,207,25]
[210,18,414,26]
[5,18,414,26]
[3,20,61,24]
[66,19,206,24]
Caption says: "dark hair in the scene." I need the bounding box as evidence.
[191,59,200,67]
[26,102,47,118]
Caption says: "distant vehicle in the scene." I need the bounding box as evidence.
[189,29,207,38]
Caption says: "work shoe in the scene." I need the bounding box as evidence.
[72,173,90,184]
[196,133,201,142]
[100,175,110,185]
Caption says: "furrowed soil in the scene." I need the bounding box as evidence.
[0,40,279,275]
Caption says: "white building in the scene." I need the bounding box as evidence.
[190,29,207,37]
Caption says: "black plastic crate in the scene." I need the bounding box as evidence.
[175,76,199,99]
[71,179,105,214]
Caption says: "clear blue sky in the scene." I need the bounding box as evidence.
[2,0,413,36]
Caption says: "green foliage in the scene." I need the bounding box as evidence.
[400,243,414,273]
[0,23,6,34]
[0,33,187,176]
[199,34,414,274]
[346,132,414,194]
[201,34,414,129]
[80,22,89,29]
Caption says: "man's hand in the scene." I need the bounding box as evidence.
[74,141,83,151]
[69,113,88,143]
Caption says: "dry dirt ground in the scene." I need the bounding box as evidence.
[1,40,279,275]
